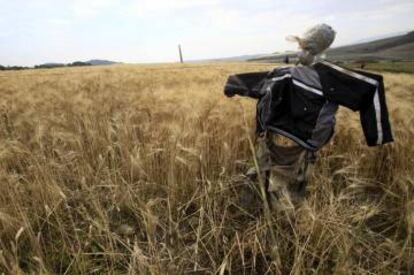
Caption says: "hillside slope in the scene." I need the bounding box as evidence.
[326,31,414,61]
[249,31,414,62]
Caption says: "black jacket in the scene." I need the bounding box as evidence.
[224,61,393,151]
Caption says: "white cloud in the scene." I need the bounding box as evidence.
[126,0,220,18]
[47,18,70,26]
[70,0,121,17]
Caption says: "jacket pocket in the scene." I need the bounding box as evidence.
[290,88,325,123]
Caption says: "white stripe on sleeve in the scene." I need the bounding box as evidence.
[373,89,383,145]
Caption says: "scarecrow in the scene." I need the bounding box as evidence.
[224,24,393,208]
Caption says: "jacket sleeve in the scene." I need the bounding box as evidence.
[354,70,393,146]
[224,71,269,99]
[315,61,393,146]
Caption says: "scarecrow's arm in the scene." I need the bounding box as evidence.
[224,72,269,99]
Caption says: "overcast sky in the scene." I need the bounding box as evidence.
[1,0,413,66]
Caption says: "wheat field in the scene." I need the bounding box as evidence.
[0,63,413,274]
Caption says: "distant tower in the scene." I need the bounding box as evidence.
[178,44,184,63]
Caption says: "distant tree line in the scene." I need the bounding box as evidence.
[34,61,92,69]
[0,61,92,71]
[0,65,30,71]
[69,61,92,67]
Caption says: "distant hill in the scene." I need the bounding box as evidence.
[247,31,414,63]
[351,31,408,44]
[86,59,118,65]
[326,31,414,61]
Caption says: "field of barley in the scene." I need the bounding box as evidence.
[0,63,413,274]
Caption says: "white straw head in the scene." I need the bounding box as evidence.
[287,24,336,55]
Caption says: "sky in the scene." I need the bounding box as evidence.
[1,0,413,66]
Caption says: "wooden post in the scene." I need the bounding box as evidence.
[178,44,184,63]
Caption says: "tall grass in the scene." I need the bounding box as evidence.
[0,63,413,274]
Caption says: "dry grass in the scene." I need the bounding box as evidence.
[0,63,413,274]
